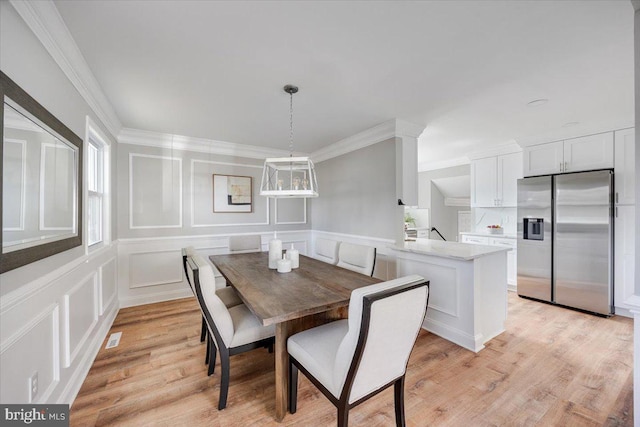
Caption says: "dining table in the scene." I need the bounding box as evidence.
[209,251,381,421]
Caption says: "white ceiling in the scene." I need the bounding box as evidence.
[53,0,634,169]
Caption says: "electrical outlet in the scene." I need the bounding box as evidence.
[28,372,38,402]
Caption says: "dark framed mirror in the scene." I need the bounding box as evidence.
[1,71,83,273]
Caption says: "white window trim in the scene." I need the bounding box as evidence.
[84,116,111,254]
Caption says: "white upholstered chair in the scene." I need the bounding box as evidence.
[315,238,340,265]
[183,247,243,368]
[188,255,275,409]
[336,242,376,276]
[287,275,429,427]
[229,235,262,253]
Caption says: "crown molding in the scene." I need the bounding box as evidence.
[118,128,292,160]
[10,0,122,138]
[466,141,522,160]
[418,156,470,172]
[444,197,470,207]
[311,119,425,163]
[515,120,633,148]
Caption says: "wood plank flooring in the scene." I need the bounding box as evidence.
[70,293,633,426]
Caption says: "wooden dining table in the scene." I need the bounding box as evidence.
[209,251,381,421]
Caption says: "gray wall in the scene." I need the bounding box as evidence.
[0,1,117,295]
[117,143,311,239]
[312,138,397,240]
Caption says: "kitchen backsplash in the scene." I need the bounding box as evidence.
[473,207,517,234]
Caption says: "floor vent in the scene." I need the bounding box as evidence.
[105,332,122,349]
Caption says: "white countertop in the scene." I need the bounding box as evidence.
[460,231,517,239]
[392,239,510,261]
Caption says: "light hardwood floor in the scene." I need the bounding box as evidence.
[70,293,633,426]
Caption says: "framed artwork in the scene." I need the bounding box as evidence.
[213,174,253,213]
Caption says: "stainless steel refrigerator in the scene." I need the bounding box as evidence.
[517,170,613,315]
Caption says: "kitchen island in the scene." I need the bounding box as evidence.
[392,239,510,352]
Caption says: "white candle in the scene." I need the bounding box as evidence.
[277,255,291,273]
[268,232,282,269]
[287,243,299,269]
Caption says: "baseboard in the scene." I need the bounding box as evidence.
[614,306,633,319]
[119,288,193,308]
[59,299,119,406]
[422,317,483,353]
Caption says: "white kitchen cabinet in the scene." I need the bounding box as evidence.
[614,205,635,311]
[614,128,635,206]
[471,157,497,207]
[563,132,614,172]
[523,132,614,177]
[497,152,523,207]
[523,141,564,176]
[489,237,517,289]
[471,152,522,207]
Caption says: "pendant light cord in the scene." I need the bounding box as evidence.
[289,91,293,157]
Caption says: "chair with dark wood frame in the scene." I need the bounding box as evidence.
[183,247,244,374]
[288,275,429,426]
[188,254,275,410]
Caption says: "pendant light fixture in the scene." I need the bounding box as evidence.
[260,85,318,198]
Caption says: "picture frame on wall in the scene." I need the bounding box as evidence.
[213,174,253,213]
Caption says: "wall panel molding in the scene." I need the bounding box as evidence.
[57,301,117,405]
[129,250,183,289]
[62,272,98,368]
[275,198,307,225]
[0,304,60,403]
[99,257,117,315]
[129,153,183,229]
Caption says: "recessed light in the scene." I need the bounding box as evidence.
[527,99,549,107]
[562,121,579,127]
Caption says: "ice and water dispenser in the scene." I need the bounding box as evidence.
[523,218,544,241]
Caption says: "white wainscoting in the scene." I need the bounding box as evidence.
[310,230,397,281]
[0,304,59,403]
[0,244,118,405]
[62,272,98,368]
[117,230,312,308]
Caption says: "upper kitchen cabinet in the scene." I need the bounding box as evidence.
[563,132,613,172]
[522,141,564,176]
[523,132,614,177]
[471,152,523,207]
[614,128,635,205]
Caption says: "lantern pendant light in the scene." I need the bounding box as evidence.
[260,85,318,198]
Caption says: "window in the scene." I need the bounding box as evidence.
[87,140,103,246]
[85,118,110,250]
